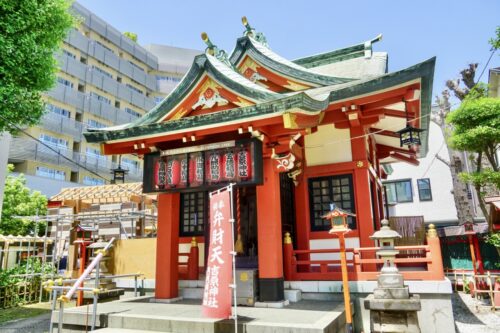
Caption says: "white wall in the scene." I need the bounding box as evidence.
[386,122,458,224]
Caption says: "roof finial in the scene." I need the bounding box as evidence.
[364,33,383,59]
[241,16,268,47]
[200,32,232,67]
[201,32,216,55]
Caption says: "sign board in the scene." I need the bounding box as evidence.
[143,139,262,193]
[202,189,232,318]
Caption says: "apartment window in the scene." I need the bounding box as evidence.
[62,49,76,59]
[86,119,107,129]
[128,61,145,72]
[154,96,164,105]
[124,107,140,118]
[57,77,74,88]
[156,75,181,83]
[46,104,71,118]
[86,147,106,160]
[89,92,111,105]
[180,191,206,236]
[122,158,139,171]
[83,176,105,186]
[36,166,65,181]
[91,65,113,79]
[126,83,143,95]
[417,178,432,201]
[308,174,356,231]
[384,180,413,203]
[39,134,68,149]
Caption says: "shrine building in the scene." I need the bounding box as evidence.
[84,18,435,302]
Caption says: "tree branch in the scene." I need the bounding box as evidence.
[436,154,451,167]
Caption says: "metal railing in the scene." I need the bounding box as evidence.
[40,112,85,141]
[8,137,143,181]
[44,238,147,332]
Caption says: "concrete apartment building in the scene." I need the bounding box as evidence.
[7,2,199,196]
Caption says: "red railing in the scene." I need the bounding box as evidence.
[178,238,199,280]
[284,226,445,281]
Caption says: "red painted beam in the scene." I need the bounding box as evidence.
[390,152,419,166]
[370,128,399,138]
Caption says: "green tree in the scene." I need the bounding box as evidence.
[447,97,500,225]
[0,0,75,132]
[123,31,138,42]
[0,165,48,236]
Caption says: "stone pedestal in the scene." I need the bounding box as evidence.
[364,272,422,333]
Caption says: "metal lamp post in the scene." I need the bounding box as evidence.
[323,204,355,333]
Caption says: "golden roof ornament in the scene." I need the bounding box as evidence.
[200,32,232,67]
[241,16,269,47]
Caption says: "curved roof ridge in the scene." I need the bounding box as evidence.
[230,36,356,87]
[293,34,383,68]
[205,54,277,97]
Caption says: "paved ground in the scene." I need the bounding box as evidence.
[0,312,51,333]
[1,292,498,332]
[453,292,500,333]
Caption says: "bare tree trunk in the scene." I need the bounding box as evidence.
[434,92,475,224]
[474,152,490,224]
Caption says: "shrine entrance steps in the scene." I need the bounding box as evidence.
[52,296,347,333]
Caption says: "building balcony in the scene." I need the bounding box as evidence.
[8,137,143,183]
[45,82,140,125]
[9,137,75,168]
[40,112,85,141]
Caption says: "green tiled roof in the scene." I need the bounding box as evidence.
[125,53,279,128]
[293,34,383,69]
[84,57,435,156]
[229,36,355,87]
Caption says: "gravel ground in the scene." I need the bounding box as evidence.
[453,292,500,333]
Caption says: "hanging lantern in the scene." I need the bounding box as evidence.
[222,151,236,180]
[207,152,221,182]
[396,100,425,148]
[166,158,181,187]
[180,156,188,186]
[395,124,425,148]
[237,148,252,180]
[155,159,166,189]
[189,154,204,186]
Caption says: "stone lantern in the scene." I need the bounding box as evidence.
[370,219,401,273]
[364,219,422,332]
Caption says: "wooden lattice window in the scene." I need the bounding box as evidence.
[308,174,356,231]
[180,191,206,236]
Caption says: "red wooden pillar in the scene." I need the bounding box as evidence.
[350,126,375,248]
[294,178,310,271]
[472,234,484,274]
[155,193,180,299]
[256,158,284,302]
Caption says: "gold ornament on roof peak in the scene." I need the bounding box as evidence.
[241,16,268,47]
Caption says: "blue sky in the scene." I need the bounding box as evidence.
[79,0,499,102]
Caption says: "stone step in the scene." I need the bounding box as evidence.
[179,287,203,299]
[95,328,166,333]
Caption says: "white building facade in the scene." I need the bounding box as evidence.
[385,121,459,225]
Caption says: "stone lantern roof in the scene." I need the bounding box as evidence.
[370,219,401,242]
